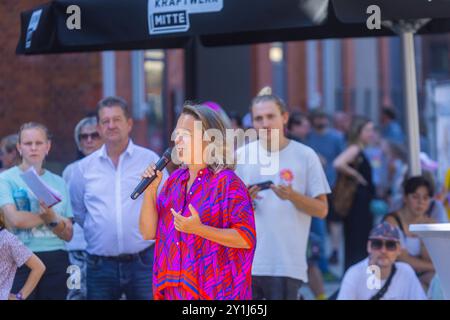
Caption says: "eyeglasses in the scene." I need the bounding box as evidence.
[370,239,398,251]
[79,132,100,141]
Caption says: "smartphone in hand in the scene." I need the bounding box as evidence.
[248,180,274,191]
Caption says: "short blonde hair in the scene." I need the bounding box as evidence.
[18,122,51,143]
[181,104,235,172]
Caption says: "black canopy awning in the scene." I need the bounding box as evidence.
[17,0,450,55]
[17,0,329,54]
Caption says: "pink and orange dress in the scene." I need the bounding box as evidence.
[153,167,256,300]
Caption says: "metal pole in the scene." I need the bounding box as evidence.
[131,50,145,120]
[102,51,116,97]
[184,37,198,101]
[400,31,422,176]
[387,19,429,176]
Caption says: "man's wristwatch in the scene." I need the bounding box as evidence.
[16,292,23,300]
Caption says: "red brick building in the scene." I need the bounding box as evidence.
[1,1,102,171]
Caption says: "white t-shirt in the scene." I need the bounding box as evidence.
[337,258,427,300]
[235,140,330,282]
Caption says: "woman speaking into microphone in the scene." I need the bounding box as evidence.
[139,104,256,300]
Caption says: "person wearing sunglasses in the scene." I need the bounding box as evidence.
[74,117,103,159]
[337,222,426,300]
[62,116,103,300]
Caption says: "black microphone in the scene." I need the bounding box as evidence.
[130,147,172,200]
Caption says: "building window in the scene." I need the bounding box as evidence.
[430,43,449,77]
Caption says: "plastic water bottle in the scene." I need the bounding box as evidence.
[12,188,32,243]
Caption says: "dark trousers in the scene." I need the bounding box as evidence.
[252,276,303,300]
[86,245,154,300]
[12,250,69,300]
[344,189,373,271]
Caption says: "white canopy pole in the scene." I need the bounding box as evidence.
[387,19,430,176]
[400,30,422,176]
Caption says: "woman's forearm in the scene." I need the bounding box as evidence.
[2,205,44,229]
[17,212,44,229]
[21,255,46,299]
[193,225,250,249]
[39,210,73,241]
[139,193,158,240]
[337,164,359,179]
[398,251,435,273]
[52,217,73,241]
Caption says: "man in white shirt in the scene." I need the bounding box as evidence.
[337,222,427,300]
[69,97,167,300]
[235,88,330,300]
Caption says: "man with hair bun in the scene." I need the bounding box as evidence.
[236,87,331,300]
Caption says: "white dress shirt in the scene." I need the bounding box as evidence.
[69,140,168,256]
[63,161,87,252]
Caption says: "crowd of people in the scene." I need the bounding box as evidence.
[1,88,450,300]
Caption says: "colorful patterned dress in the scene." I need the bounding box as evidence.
[153,167,256,300]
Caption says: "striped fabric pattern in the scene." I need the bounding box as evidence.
[153,167,256,300]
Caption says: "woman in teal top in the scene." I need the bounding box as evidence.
[0,122,73,300]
